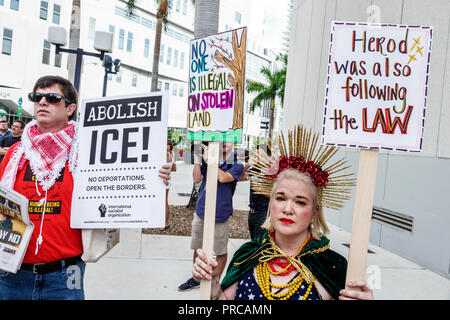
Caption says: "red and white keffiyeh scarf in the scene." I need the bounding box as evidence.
[1,119,79,191]
[0,120,79,255]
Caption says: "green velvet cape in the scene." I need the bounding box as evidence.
[221,231,348,300]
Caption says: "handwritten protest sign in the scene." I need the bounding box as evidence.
[187,27,247,143]
[71,92,168,228]
[323,22,433,151]
[322,21,433,286]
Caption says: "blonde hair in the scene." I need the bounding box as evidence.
[261,169,329,240]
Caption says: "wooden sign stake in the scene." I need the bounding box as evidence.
[346,149,379,287]
[199,141,220,300]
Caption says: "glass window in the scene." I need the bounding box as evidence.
[234,11,241,24]
[2,28,13,55]
[168,0,173,9]
[144,38,150,58]
[132,73,137,87]
[172,84,177,96]
[167,47,172,65]
[109,25,115,34]
[178,85,184,97]
[118,29,125,50]
[180,52,185,69]
[164,82,169,91]
[126,32,133,52]
[40,1,48,20]
[176,0,180,12]
[173,49,178,68]
[182,0,187,15]
[0,1,4,6]
[54,52,62,67]
[159,44,164,63]
[157,81,162,91]
[42,40,50,64]
[116,69,122,83]
[10,0,19,11]
[52,4,61,24]
[88,17,96,40]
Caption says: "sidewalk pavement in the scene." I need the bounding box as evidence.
[84,162,450,300]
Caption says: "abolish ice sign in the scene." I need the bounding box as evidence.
[71,92,168,228]
[322,21,433,151]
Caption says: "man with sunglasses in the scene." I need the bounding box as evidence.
[0,75,172,300]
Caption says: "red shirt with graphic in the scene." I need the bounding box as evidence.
[0,143,83,264]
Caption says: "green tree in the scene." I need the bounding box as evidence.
[246,53,287,141]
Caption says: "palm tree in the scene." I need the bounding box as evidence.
[193,0,219,38]
[246,54,287,141]
[127,0,168,92]
[68,0,81,84]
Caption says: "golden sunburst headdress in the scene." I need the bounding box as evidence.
[249,124,356,210]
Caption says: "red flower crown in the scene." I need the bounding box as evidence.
[249,124,356,210]
[267,156,329,187]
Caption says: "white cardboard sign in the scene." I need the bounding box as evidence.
[322,21,433,152]
[71,92,168,228]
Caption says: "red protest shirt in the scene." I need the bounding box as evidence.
[0,143,83,264]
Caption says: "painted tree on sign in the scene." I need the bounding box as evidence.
[212,28,247,129]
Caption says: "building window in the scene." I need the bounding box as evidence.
[109,25,115,35]
[42,40,50,64]
[182,0,187,15]
[173,49,178,68]
[176,0,180,12]
[164,82,169,91]
[0,1,4,6]
[88,17,96,40]
[168,0,173,9]
[167,47,172,65]
[157,81,162,91]
[54,52,62,67]
[144,38,150,58]
[52,4,61,24]
[180,52,185,69]
[126,32,133,52]
[118,29,125,49]
[178,86,184,97]
[10,0,19,11]
[40,1,48,20]
[234,11,241,24]
[116,69,122,83]
[132,73,137,87]
[172,84,177,96]
[159,44,164,63]
[2,28,13,55]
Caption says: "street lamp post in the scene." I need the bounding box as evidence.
[48,26,114,119]
[102,55,121,97]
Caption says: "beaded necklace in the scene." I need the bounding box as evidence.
[256,233,315,300]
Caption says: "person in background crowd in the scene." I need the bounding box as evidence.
[178,141,243,292]
[241,144,271,239]
[0,120,12,144]
[0,120,24,163]
[161,139,177,230]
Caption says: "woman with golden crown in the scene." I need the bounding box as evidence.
[192,125,374,300]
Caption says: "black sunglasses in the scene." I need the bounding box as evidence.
[28,92,72,104]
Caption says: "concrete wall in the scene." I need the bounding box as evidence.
[283,0,450,277]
